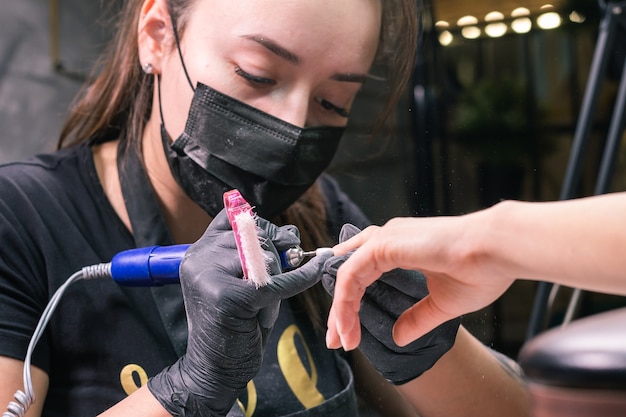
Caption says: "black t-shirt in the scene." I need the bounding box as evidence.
[0,143,370,416]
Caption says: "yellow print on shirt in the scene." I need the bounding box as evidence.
[277,324,325,409]
[237,324,326,416]
[120,324,324,415]
[237,380,258,417]
[120,364,148,395]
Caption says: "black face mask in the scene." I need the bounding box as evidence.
[160,82,344,218]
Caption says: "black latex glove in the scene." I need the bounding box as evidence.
[322,223,461,385]
[148,210,330,416]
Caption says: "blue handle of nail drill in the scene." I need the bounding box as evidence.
[110,244,295,286]
[110,245,191,286]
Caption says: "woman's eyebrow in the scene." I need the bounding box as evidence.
[241,34,367,84]
[242,34,301,65]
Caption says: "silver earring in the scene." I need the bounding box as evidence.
[143,63,153,74]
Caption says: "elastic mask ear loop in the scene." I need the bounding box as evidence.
[157,74,174,149]
[157,75,166,128]
[169,12,195,92]
[158,11,196,138]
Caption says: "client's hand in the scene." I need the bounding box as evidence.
[322,224,461,385]
[148,210,330,416]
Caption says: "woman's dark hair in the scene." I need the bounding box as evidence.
[57,0,419,332]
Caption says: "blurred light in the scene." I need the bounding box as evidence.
[540,4,554,10]
[511,7,530,17]
[461,26,481,39]
[485,11,504,22]
[435,20,450,28]
[439,30,453,46]
[569,11,586,23]
[485,22,508,37]
[512,17,532,33]
[457,15,478,26]
[537,12,562,29]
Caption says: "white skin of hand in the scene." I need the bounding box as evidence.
[326,215,514,350]
[327,194,626,350]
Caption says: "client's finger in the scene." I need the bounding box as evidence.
[325,307,342,349]
[327,303,362,351]
[330,256,385,351]
[393,295,456,347]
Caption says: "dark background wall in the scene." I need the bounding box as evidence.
[0,1,115,163]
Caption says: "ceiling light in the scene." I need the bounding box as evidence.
[511,7,530,17]
[540,4,555,10]
[537,12,562,30]
[485,22,508,38]
[485,11,504,22]
[439,30,453,46]
[435,20,450,28]
[569,11,586,23]
[512,17,532,33]
[457,15,478,26]
[461,26,481,39]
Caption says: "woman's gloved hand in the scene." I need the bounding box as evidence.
[322,224,461,385]
[148,210,330,416]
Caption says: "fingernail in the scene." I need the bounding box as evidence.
[326,331,339,349]
[339,333,350,351]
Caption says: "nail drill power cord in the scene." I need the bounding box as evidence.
[3,263,109,417]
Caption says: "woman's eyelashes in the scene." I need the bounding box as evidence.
[315,97,350,118]
[235,66,276,86]
[234,66,350,118]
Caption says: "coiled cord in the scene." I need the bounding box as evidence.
[2,390,31,417]
[3,264,111,417]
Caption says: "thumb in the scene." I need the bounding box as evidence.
[393,295,456,346]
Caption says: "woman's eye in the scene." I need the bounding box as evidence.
[316,97,350,118]
[235,66,276,86]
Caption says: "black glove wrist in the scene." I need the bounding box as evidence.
[148,358,235,417]
[323,224,461,385]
